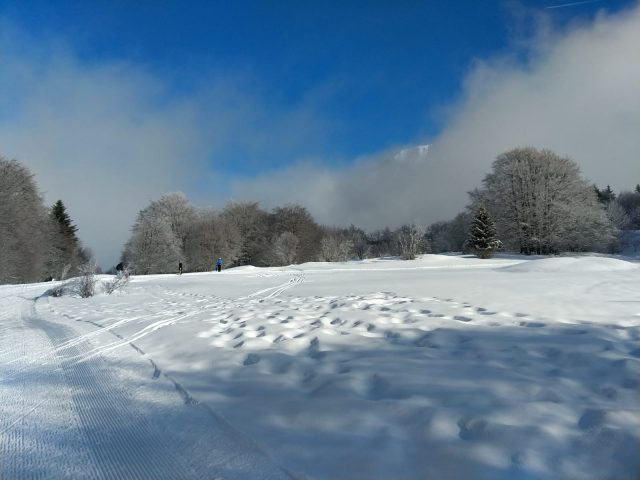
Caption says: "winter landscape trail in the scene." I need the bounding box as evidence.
[1,256,639,479]
[0,288,293,480]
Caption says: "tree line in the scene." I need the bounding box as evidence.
[2,147,638,283]
[431,147,638,256]
[122,147,636,273]
[119,194,430,274]
[0,157,92,284]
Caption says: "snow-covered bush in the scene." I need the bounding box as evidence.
[76,262,97,298]
[103,275,129,295]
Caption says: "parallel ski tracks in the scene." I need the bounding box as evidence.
[21,305,197,479]
[1,290,296,479]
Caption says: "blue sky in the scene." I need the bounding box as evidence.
[3,0,633,173]
[1,0,639,266]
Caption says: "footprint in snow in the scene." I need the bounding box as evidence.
[308,337,325,359]
[243,353,261,366]
[520,321,546,328]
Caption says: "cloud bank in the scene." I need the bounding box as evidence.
[228,4,640,230]
[0,24,331,267]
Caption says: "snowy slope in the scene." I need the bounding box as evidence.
[1,254,639,479]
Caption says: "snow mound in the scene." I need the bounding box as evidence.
[502,256,638,273]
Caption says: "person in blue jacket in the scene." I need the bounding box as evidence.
[215,258,223,272]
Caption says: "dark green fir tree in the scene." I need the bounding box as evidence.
[466,207,502,259]
[47,200,80,278]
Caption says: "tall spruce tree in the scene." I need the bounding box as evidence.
[47,200,80,277]
[466,207,502,259]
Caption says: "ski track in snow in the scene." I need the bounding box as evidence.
[0,291,294,479]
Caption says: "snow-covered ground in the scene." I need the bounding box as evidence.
[1,254,639,479]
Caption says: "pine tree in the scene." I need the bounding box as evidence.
[52,200,78,237]
[635,184,640,194]
[594,185,616,205]
[603,185,616,204]
[466,207,502,259]
[47,200,80,277]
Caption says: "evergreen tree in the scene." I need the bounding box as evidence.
[466,207,502,259]
[636,184,640,194]
[594,185,616,205]
[47,200,80,278]
[52,200,78,237]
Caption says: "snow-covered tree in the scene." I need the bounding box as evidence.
[465,207,502,259]
[222,201,270,266]
[145,192,195,253]
[470,147,615,254]
[368,228,398,257]
[0,157,49,284]
[183,209,242,271]
[270,204,322,263]
[606,202,630,230]
[397,224,426,260]
[122,212,181,274]
[319,230,353,262]
[273,232,299,266]
[348,225,369,260]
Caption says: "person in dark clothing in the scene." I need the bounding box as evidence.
[178,262,183,275]
[215,258,223,272]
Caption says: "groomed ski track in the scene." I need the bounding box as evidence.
[0,286,294,480]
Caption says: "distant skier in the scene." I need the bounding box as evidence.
[178,262,183,275]
[215,258,223,272]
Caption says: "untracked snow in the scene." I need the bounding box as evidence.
[1,254,639,479]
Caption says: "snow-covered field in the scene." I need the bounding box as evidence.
[1,254,639,479]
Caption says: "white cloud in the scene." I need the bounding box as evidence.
[229,4,640,230]
[0,23,332,267]
[2,5,638,266]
